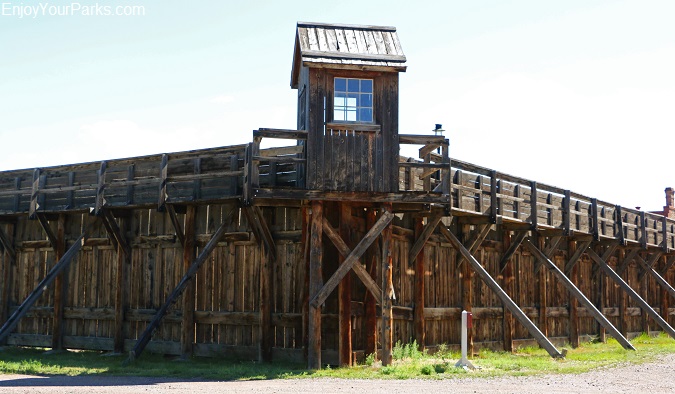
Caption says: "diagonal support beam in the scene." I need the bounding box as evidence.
[500,230,528,273]
[634,254,675,300]
[534,235,563,274]
[244,206,277,262]
[456,223,492,268]
[322,217,382,302]
[616,247,641,276]
[100,209,132,259]
[523,239,635,350]
[166,204,186,247]
[310,210,394,309]
[127,220,229,363]
[592,243,619,279]
[662,255,675,276]
[587,248,675,339]
[0,233,86,343]
[439,224,563,358]
[0,225,16,264]
[36,213,58,250]
[408,212,443,263]
[637,252,664,282]
[564,240,591,275]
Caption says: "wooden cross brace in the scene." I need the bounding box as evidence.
[310,210,393,309]
[0,224,16,264]
[522,239,635,350]
[634,254,675,300]
[586,248,675,339]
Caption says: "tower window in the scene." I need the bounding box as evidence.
[333,78,373,122]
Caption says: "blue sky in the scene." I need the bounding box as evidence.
[1,0,674,210]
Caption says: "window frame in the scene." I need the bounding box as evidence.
[332,76,374,124]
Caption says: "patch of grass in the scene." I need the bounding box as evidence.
[1,333,674,380]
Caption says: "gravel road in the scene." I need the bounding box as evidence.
[1,354,674,393]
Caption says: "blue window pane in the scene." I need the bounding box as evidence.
[335,78,346,92]
[346,93,358,107]
[360,93,372,107]
[361,79,373,92]
[346,109,357,121]
[359,108,372,122]
[347,78,359,91]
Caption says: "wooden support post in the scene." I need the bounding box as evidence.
[0,223,15,345]
[586,248,675,339]
[51,214,67,350]
[381,203,394,366]
[523,240,634,350]
[500,231,527,273]
[311,211,393,309]
[95,161,107,216]
[181,205,196,359]
[502,230,514,352]
[568,240,580,348]
[127,220,229,363]
[301,207,310,361]
[439,224,563,358]
[308,201,323,369]
[460,224,474,357]
[259,245,272,362]
[29,168,41,219]
[618,249,627,338]
[408,212,443,264]
[0,233,86,343]
[167,204,186,247]
[641,266,650,334]
[413,217,425,351]
[364,209,378,359]
[338,203,352,366]
[634,254,675,301]
[565,241,591,275]
[538,237,548,337]
[597,245,606,343]
[158,154,168,212]
[113,215,130,354]
[36,214,58,250]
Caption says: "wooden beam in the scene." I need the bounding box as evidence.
[243,206,277,262]
[127,219,229,363]
[586,248,675,339]
[308,201,323,370]
[0,224,16,264]
[321,217,382,302]
[381,203,394,366]
[456,223,492,268]
[438,224,563,358]
[29,168,41,219]
[158,154,168,212]
[166,204,186,247]
[592,243,619,279]
[568,240,580,348]
[113,215,130,354]
[616,247,641,276]
[338,203,352,366]
[413,217,425,351]
[181,205,196,358]
[363,209,378,359]
[634,254,675,301]
[662,255,675,276]
[534,235,562,274]
[35,214,58,250]
[259,245,272,362]
[94,161,107,216]
[502,231,514,352]
[408,212,443,264]
[101,209,132,259]
[523,239,635,350]
[638,252,664,282]
[310,210,394,309]
[500,231,528,273]
[459,223,474,357]
[0,233,86,343]
[565,241,591,275]
[51,214,67,351]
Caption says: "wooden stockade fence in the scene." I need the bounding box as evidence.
[0,131,673,367]
[1,21,675,369]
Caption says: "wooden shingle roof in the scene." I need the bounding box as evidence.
[291,22,407,88]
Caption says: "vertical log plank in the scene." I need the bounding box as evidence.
[502,230,514,352]
[338,202,352,366]
[413,217,425,351]
[538,237,548,337]
[364,209,378,358]
[380,203,394,366]
[51,214,67,350]
[568,240,580,348]
[308,201,323,369]
[460,224,474,356]
[181,205,196,358]
[113,215,129,353]
[259,246,272,362]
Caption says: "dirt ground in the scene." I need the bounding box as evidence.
[1,353,674,394]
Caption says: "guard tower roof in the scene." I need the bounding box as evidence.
[291,21,407,88]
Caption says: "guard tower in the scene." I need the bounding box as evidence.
[291,22,407,192]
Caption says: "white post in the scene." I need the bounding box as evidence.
[455,310,475,370]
